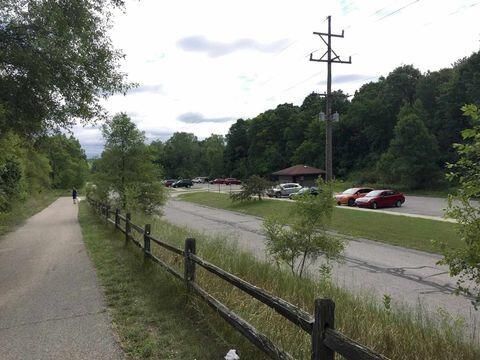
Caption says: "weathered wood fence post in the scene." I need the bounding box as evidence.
[125,212,131,243]
[184,238,196,289]
[115,208,120,229]
[312,298,335,360]
[144,224,151,257]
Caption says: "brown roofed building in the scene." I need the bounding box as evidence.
[272,165,326,186]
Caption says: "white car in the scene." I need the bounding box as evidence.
[192,177,208,183]
[268,183,302,198]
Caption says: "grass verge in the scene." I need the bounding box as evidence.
[0,189,64,236]
[78,202,260,359]
[94,206,480,360]
[177,192,461,253]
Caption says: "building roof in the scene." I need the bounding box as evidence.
[272,165,326,176]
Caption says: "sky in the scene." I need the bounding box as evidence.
[74,0,480,157]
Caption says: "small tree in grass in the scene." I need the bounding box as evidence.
[230,175,271,202]
[441,104,480,308]
[263,181,345,277]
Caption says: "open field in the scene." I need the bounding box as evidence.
[178,192,461,253]
[85,202,479,360]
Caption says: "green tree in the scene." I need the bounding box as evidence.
[162,132,201,178]
[94,113,165,212]
[0,132,51,211]
[377,102,440,189]
[200,134,225,178]
[230,175,271,202]
[263,182,345,277]
[0,0,129,135]
[441,104,480,307]
[225,119,249,178]
[40,134,89,189]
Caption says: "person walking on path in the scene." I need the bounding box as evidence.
[72,188,78,204]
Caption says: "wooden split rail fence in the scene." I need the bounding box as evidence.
[88,198,389,360]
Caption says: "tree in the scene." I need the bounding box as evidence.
[0,0,130,135]
[94,113,165,212]
[40,134,89,189]
[200,134,225,178]
[225,119,249,178]
[0,132,51,211]
[263,181,345,277]
[162,132,201,179]
[230,175,272,202]
[377,102,441,189]
[441,104,480,307]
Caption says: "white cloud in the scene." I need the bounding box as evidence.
[74,0,480,156]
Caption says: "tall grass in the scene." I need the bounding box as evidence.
[124,210,479,360]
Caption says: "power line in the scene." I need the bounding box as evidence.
[377,0,421,21]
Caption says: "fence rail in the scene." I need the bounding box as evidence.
[89,198,389,360]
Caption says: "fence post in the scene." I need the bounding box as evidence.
[184,238,196,288]
[144,224,151,257]
[312,298,335,360]
[115,208,120,229]
[125,212,131,243]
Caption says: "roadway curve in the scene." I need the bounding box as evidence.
[163,199,478,339]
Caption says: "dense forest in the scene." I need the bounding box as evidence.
[156,50,480,189]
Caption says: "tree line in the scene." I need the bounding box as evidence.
[154,51,480,190]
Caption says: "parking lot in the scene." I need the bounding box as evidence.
[170,183,456,220]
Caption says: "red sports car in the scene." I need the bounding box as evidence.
[354,190,405,209]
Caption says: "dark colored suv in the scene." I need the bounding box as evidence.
[172,179,193,188]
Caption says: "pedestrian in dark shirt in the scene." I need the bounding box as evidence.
[72,188,78,204]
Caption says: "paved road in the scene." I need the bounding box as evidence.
[164,199,478,339]
[176,184,475,220]
[0,198,123,360]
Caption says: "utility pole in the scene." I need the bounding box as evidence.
[309,16,351,181]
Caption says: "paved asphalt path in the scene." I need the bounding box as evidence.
[164,199,479,339]
[0,197,123,360]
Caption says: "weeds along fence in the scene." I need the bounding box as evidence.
[88,198,389,360]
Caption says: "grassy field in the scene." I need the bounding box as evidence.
[78,202,262,359]
[0,189,65,236]
[83,202,478,360]
[178,192,461,253]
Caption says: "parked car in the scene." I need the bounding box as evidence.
[192,177,209,183]
[210,178,225,184]
[224,178,241,185]
[267,183,302,198]
[164,179,177,187]
[335,187,373,206]
[172,179,193,188]
[354,190,405,209]
[289,186,319,199]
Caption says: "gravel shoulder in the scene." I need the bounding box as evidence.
[0,197,123,360]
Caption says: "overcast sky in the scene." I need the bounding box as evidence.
[75,0,480,157]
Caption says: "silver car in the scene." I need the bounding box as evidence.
[268,183,302,198]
